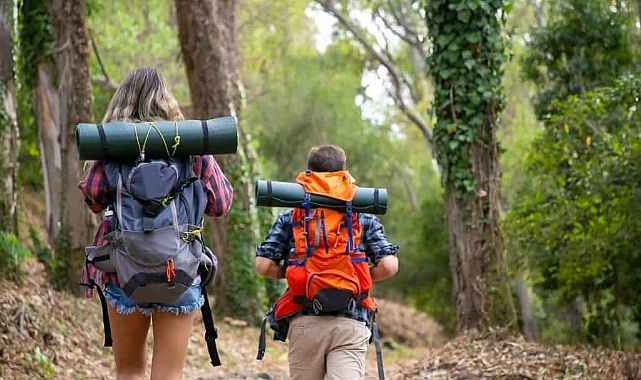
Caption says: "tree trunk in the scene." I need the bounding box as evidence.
[426,0,517,332]
[30,0,95,288]
[515,276,537,340]
[445,143,515,331]
[0,0,19,235]
[175,0,262,321]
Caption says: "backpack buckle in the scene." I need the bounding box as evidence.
[205,328,218,341]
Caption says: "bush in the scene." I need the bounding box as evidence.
[505,74,641,347]
[0,232,31,283]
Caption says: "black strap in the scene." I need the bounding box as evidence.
[373,189,380,214]
[372,320,385,380]
[97,123,109,160]
[256,315,268,360]
[201,120,210,154]
[200,284,221,367]
[94,285,113,347]
[266,181,273,207]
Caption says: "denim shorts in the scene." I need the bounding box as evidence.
[104,278,204,316]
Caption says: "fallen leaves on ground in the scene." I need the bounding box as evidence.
[394,329,641,380]
[376,298,446,348]
[0,260,428,379]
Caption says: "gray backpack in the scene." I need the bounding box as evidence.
[84,157,222,366]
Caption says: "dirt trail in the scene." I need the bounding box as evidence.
[0,260,436,380]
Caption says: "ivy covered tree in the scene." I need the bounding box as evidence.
[425,0,516,331]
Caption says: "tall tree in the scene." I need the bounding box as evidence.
[20,0,95,287]
[175,0,261,320]
[0,0,19,234]
[425,0,516,331]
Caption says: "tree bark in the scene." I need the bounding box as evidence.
[445,142,515,331]
[30,0,96,288]
[515,276,537,340]
[0,0,19,234]
[175,0,261,320]
[426,0,517,332]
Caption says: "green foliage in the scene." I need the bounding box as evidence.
[16,0,53,89]
[0,232,31,283]
[425,0,510,195]
[387,192,454,334]
[32,347,55,380]
[522,0,637,119]
[505,74,641,347]
[15,0,51,191]
[220,151,263,322]
[87,0,189,111]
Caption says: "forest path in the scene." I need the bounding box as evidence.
[0,260,434,380]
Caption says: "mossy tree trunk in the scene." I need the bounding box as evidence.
[0,0,19,235]
[425,0,517,332]
[23,0,96,289]
[175,0,262,321]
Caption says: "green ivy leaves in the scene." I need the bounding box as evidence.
[425,0,510,195]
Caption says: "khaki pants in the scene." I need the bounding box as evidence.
[287,315,371,380]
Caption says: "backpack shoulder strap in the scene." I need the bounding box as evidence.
[200,284,221,367]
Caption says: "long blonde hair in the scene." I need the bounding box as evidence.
[103,67,184,123]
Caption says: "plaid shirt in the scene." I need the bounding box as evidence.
[79,155,233,217]
[256,211,399,265]
[78,155,233,296]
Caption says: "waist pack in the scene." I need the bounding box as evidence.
[256,170,385,379]
[83,157,222,367]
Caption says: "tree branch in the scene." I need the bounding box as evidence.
[314,0,432,145]
[88,28,117,91]
[373,4,422,49]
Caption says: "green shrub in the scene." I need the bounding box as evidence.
[506,74,641,347]
[0,232,31,283]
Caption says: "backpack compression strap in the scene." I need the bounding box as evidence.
[200,276,221,367]
[256,313,268,360]
[372,320,385,380]
[79,279,113,348]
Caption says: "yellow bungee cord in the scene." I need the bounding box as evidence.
[133,121,182,161]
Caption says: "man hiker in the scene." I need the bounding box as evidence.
[255,144,399,380]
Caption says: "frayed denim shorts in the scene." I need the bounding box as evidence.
[104,278,204,316]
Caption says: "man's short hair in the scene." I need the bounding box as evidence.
[307,145,347,172]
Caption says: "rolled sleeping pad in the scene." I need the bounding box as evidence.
[255,180,387,215]
[76,116,238,160]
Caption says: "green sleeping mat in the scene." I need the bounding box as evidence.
[255,180,387,215]
[76,116,237,160]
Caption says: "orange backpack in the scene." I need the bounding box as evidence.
[272,170,376,321]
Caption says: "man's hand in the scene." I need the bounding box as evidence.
[370,255,398,282]
[255,256,285,279]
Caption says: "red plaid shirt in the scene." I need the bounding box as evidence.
[78,155,233,296]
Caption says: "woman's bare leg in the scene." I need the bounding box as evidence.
[108,304,151,380]
[150,311,196,380]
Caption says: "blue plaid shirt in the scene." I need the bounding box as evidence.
[256,211,399,264]
[256,210,399,322]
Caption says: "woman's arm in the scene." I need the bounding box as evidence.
[195,155,234,217]
[78,161,112,213]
